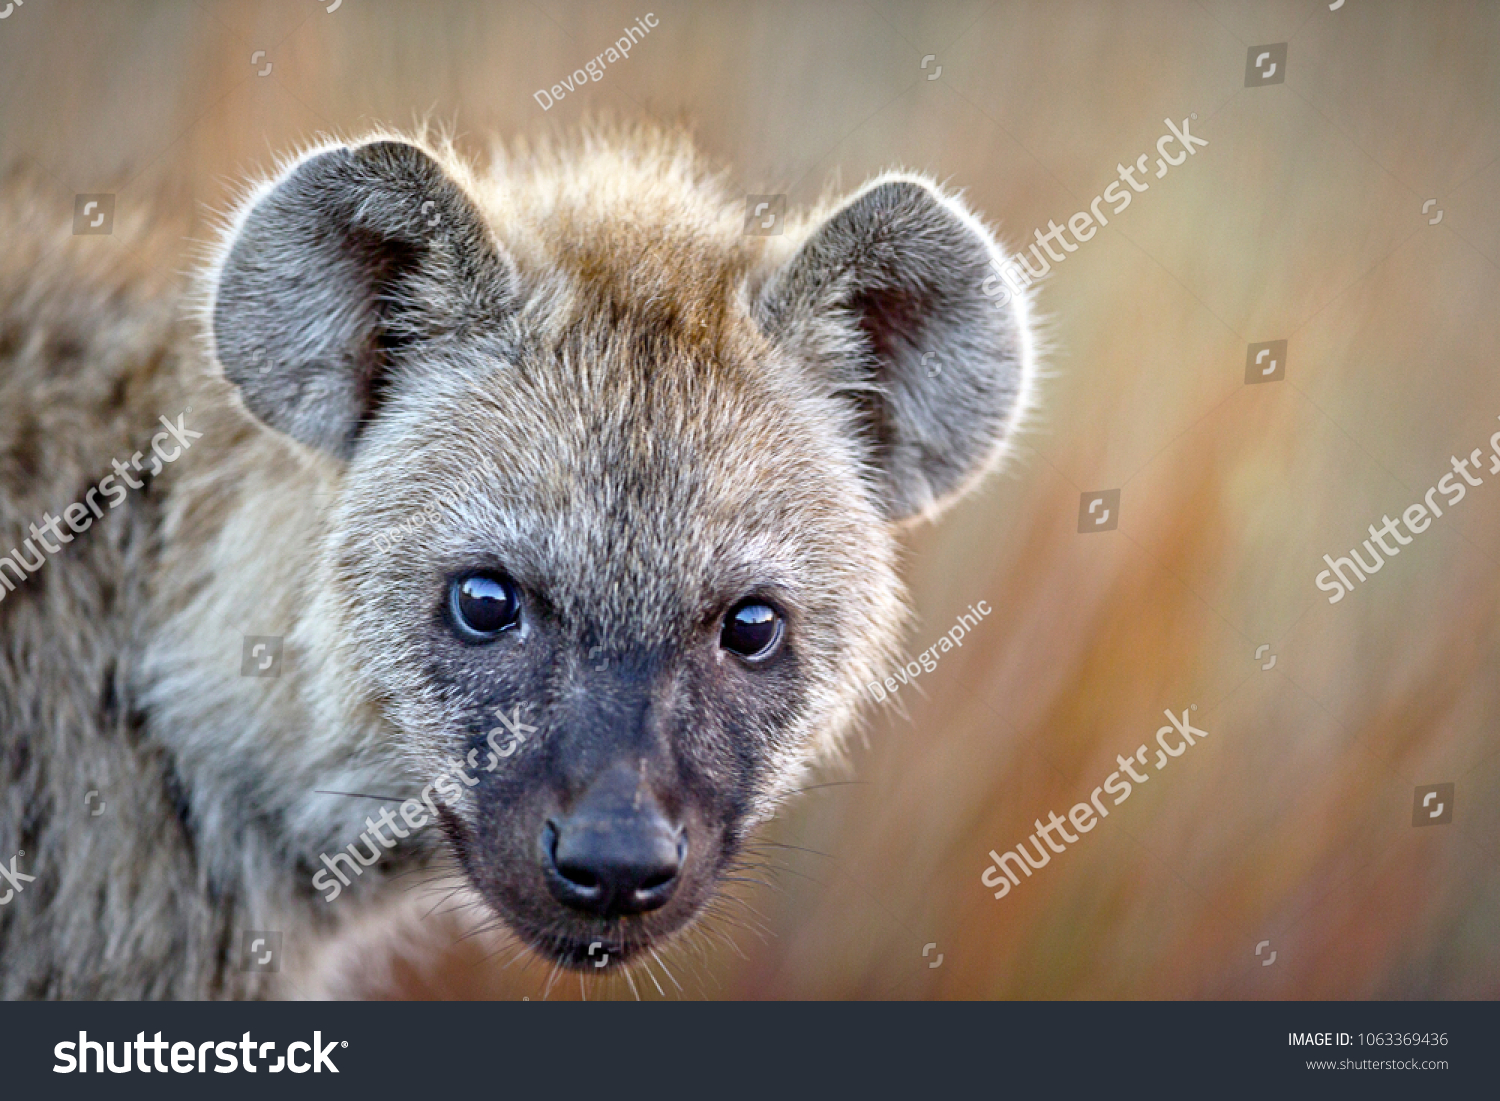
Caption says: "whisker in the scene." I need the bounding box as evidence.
[695,914,749,962]
[499,940,535,972]
[718,875,774,890]
[494,940,533,971]
[472,934,525,968]
[783,780,870,796]
[702,899,772,944]
[746,838,837,860]
[710,892,775,930]
[313,788,411,802]
[636,955,666,998]
[454,917,508,944]
[648,946,682,993]
[420,885,467,920]
[542,955,563,1001]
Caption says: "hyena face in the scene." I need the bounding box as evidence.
[209,135,1032,967]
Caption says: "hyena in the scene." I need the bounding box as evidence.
[0,125,1034,997]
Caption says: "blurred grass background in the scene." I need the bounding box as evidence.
[4,0,1499,998]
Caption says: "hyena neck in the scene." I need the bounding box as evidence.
[135,365,429,922]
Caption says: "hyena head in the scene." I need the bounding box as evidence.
[207,132,1033,968]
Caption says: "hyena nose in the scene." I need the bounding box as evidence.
[541,768,685,917]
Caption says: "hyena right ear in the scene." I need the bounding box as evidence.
[210,140,516,458]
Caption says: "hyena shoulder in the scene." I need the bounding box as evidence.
[0,177,248,997]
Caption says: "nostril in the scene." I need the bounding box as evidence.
[543,819,604,901]
[542,812,686,916]
[637,832,687,893]
[625,831,685,909]
[638,868,676,893]
[559,864,601,890]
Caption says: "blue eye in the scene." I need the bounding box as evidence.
[720,600,783,660]
[449,572,522,641]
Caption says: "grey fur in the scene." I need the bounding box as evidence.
[214,141,517,458]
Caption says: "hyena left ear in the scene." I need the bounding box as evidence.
[210,139,516,458]
[755,175,1033,522]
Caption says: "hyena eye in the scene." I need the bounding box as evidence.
[449,571,522,642]
[720,600,784,661]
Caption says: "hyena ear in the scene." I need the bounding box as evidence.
[210,139,516,458]
[755,175,1032,522]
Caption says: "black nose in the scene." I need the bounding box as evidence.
[542,766,685,916]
